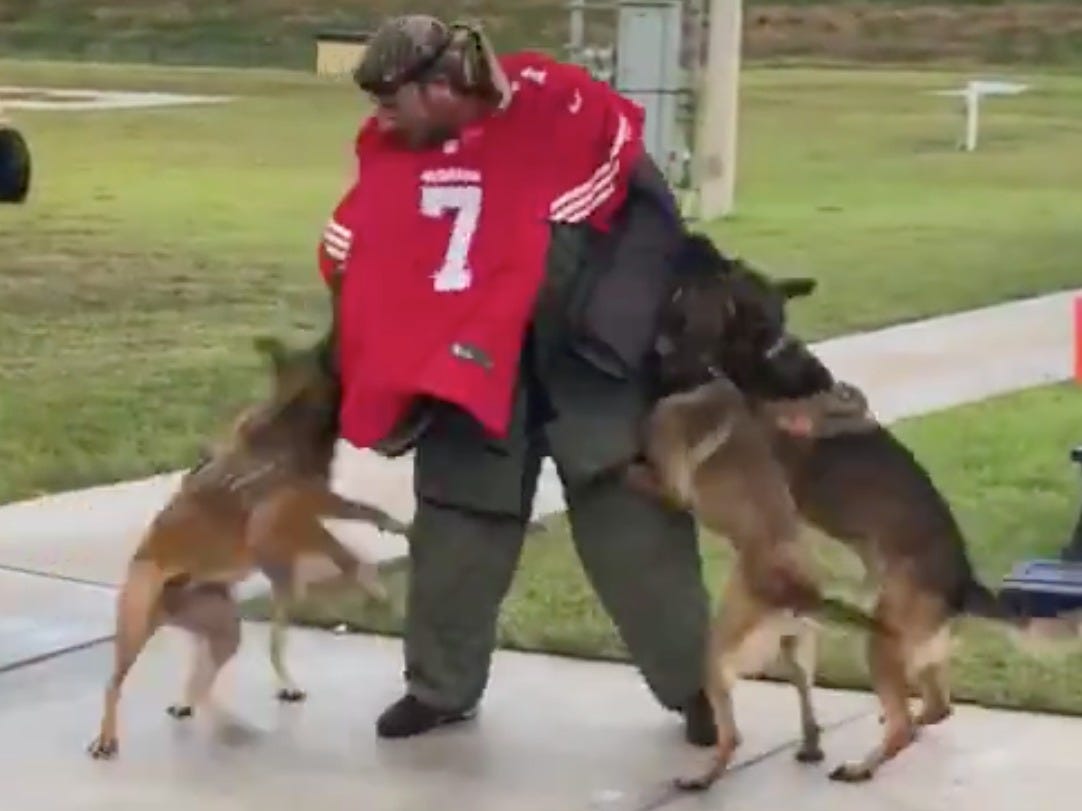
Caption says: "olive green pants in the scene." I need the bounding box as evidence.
[403,346,710,713]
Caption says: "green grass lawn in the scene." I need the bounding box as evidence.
[2,1,1079,69]
[0,1,584,68]
[243,383,1082,715]
[1,59,1081,505]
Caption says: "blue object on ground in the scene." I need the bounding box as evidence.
[1000,559,1082,618]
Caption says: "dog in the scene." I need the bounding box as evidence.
[87,324,410,760]
[627,373,882,790]
[652,232,1079,785]
[628,235,882,788]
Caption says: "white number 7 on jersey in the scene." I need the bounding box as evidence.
[420,184,482,292]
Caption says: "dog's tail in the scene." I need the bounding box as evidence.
[961,579,1027,626]
[746,548,885,634]
[817,595,884,633]
[745,554,885,634]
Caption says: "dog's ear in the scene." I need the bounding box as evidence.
[776,277,817,300]
[253,335,290,373]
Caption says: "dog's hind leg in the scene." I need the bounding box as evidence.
[675,574,764,792]
[913,625,953,727]
[780,624,824,764]
[829,607,916,782]
[88,561,168,759]
[166,585,242,720]
[168,637,213,720]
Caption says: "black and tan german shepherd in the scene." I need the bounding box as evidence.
[643,233,1079,787]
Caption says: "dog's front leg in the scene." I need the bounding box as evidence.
[267,578,306,703]
[88,562,166,760]
[318,490,411,536]
[830,625,916,782]
[780,626,824,764]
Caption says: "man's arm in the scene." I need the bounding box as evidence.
[540,61,646,232]
[523,60,685,379]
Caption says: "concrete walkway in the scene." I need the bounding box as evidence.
[1,288,1081,809]
[4,628,1080,811]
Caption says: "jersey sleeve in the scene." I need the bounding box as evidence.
[317,181,360,285]
[539,61,646,231]
[317,121,378,285]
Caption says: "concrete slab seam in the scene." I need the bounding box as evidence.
[580,707,873,811]
[0,634,114,676]
[0,563,116,591]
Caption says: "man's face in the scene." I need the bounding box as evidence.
[371,82,458,149]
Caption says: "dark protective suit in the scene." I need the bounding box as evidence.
[402,154,710,713]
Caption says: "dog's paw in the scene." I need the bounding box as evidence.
[381,519,411,537]
[276,687,307,703]
[673,773,716,793]
[167,704,194,720]
[829,762,873,783]
[673,753,728,793]
[87,737,118,760]
[916,705,953,727]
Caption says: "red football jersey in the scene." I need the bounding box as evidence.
[318,51,646,449]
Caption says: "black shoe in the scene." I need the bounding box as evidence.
[682,690,718,747]
[376,694,477,739]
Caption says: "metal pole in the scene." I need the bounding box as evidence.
[694,0,741,219]
[964,83,980,152]
[1063,448,1082,562]
[568,0,586,58]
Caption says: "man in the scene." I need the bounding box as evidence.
[316,14,714,745]
[0,106,31,204]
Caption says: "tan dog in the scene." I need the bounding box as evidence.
[626,375,877,790]
[87,333,409,760]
